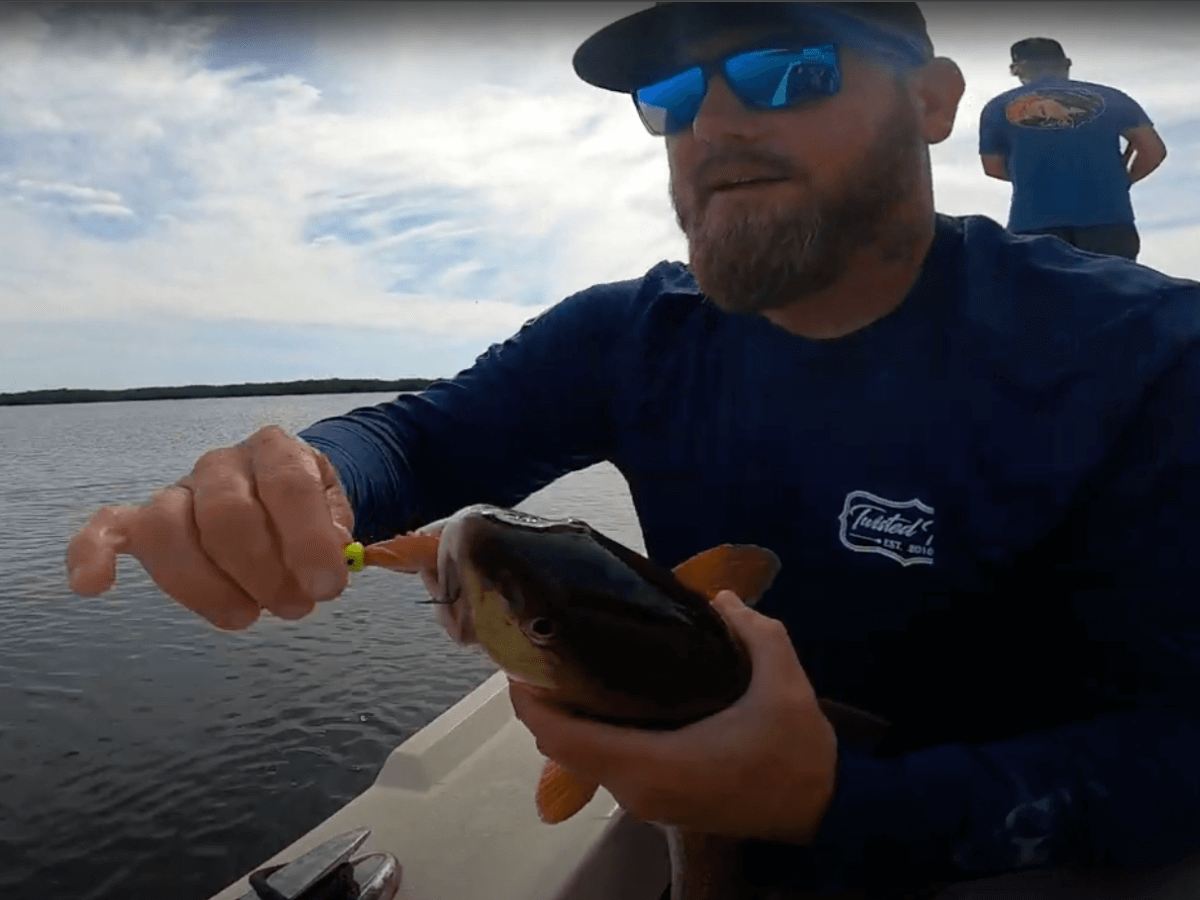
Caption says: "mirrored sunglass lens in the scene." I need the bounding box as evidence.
[635,67,706,135]
[724,45,840,110]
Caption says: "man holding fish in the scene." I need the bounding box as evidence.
[68,3,1200,898]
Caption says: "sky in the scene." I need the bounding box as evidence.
[2,1,1199,392]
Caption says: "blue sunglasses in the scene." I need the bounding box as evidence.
[634,43,842,137]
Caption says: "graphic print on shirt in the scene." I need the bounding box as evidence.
[1005,88,1105,130]
[838,490,934,567]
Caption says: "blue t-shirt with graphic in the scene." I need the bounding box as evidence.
[979,76,1152,232]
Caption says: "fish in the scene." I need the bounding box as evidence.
[358,504,891,900]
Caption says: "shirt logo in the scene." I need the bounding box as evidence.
[1004,88,1105,130]
[838,490,934,567]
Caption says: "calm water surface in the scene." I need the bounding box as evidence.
[0,393,644,900]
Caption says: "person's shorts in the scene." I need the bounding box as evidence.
[1019,224,1141,261]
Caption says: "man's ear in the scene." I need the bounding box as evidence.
[915,57,966,145]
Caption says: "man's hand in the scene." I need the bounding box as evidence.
[65,425,354,630]
[509,590,839,845]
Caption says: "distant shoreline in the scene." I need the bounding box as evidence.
[0,378,438,408]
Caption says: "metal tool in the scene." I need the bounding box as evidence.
[237,828,401,900]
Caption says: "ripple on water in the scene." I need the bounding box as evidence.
[0,396,642,900]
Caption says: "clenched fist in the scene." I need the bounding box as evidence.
[66,425,354,630]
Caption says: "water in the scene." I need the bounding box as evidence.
[0,393,644,900]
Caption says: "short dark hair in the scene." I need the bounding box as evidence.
[1011,37,1067,63]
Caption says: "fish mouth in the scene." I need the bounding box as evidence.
[426,508,557,689]
[428,514,479,646]
[423,503,585,643]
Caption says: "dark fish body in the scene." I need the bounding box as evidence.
[436,505,755,728]
[364,504,888,900]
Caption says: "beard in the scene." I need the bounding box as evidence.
[670,92,926,316]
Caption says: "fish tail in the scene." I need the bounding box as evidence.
[535,759,599,824]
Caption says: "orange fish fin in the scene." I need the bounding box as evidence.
[535,759,599,824]
[671,544,781,607]
[362,533,440,573]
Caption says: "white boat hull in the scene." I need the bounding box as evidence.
[208,671,670,900]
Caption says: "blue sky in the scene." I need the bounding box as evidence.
[2,1,1198,392]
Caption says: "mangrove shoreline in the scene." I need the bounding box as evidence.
[0,378,438,408]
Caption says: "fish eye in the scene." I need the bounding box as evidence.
[525,617,557,643]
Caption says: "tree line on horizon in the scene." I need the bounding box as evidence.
[0,377,438,407]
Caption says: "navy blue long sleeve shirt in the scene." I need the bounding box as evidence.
[301,215,1200,892]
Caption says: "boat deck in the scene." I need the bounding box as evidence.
[207,671,670,900]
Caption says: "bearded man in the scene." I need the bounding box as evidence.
[68,3,1200,897]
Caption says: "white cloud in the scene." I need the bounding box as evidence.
[76,202,136,218]
[13,179,123,204]
[0,1,679,355]
[1,1,1198,392]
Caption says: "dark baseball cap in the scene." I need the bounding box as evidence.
[573,2,934,93]
[1011,37,1068,63]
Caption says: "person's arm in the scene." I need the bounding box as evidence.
[1124,123,1167,183]
[980,154,1010,181]
[803,711,1200,891]
[979,98,1011,181]
[298,284,632,544]
[798,342,1200,893]
[1109,89,1165,184]
[66,282,636,627]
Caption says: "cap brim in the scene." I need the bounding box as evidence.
[574,3,837,93]
[573,2,928,93]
